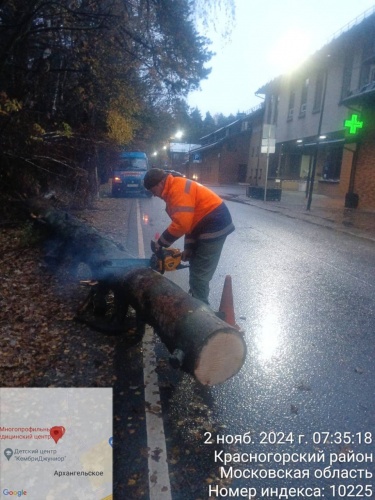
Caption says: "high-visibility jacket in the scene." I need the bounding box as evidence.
[157,175,235,249]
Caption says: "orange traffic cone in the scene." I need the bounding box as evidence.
[219,275,239,330]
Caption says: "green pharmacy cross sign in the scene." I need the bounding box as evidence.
[344,114,364,134]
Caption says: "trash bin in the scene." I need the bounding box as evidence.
[345,192,359,208]
[246,186,282,201]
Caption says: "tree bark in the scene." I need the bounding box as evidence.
[115,268,247,386]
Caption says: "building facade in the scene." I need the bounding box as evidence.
[166,142,201,174]
[187,105,265,184]
[256,8,375,209]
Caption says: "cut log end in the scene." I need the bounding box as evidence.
[194,331,246,386]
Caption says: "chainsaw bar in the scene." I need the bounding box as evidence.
[100,258,151,269]
[99,257,188,274]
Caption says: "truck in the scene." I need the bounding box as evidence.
[111,151,151,197]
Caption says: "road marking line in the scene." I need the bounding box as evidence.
[136,199,146,259]
[136,200,172,500]
[143,327,172,499]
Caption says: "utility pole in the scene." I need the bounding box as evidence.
[261,124,275,201]
[307,64,329,211]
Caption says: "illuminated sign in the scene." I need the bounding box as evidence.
[344,114,363,134]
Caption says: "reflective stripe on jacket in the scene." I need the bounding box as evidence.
[158,175,235,248]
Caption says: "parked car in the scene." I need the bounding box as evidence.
[164,169,186,178]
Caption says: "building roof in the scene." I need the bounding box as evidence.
[198,104,264,143]
[256,7,375,96]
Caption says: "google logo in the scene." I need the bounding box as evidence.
[2,490,27,497]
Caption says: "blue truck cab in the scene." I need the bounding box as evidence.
[111,151,151,197]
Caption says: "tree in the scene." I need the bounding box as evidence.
[0,0,235,203]
[200,111,216,137]
[188,107,203,143]
[192,0,236,40]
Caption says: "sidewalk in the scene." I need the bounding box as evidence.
[215,185,375,243]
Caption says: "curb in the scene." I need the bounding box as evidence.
[221,194,375,243]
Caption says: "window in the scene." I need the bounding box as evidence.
[358,34,375,88]
[274,94,279,125]
[299,78,309,116]
[322,148,343,181]
[266,94,279,124]
[238,164,247,183]
[241,121,249,132]
[287,89,295,121]
[266,95,273,123]
[313,72,324,112]
[341,52,353,99]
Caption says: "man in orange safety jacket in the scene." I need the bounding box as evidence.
[143,168,235,305]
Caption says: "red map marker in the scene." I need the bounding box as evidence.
[50,426,65,444]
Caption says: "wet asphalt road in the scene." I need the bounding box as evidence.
[118,192,375,500]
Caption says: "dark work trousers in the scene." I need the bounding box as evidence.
[189,236,227,305]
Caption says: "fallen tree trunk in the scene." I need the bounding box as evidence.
[31,204,247,385]
[30,205,127,268]
[112,268,247,386]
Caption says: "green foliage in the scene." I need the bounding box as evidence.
[106,93,141,145]
[107,111,134,145]
[30,123,46,142]
[62,123,73,138]
[192,0,236,41]
[0,93,22,116]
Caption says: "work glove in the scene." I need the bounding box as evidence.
[181,249,193,261]
[151,239,171,261]
[151,239,162,256]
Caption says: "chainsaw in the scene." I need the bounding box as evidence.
[149,240,188,273]
[98,240,188,275]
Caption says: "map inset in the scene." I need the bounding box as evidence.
[0,388,112,499]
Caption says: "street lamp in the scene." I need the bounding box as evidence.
[152,151,159,167]
[306,58,329,211]
[169,130,184,171]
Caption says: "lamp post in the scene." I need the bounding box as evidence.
[169,130,183,170]
[162,145,167,169]
[152,151,158,167]
[306,63,329,211]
